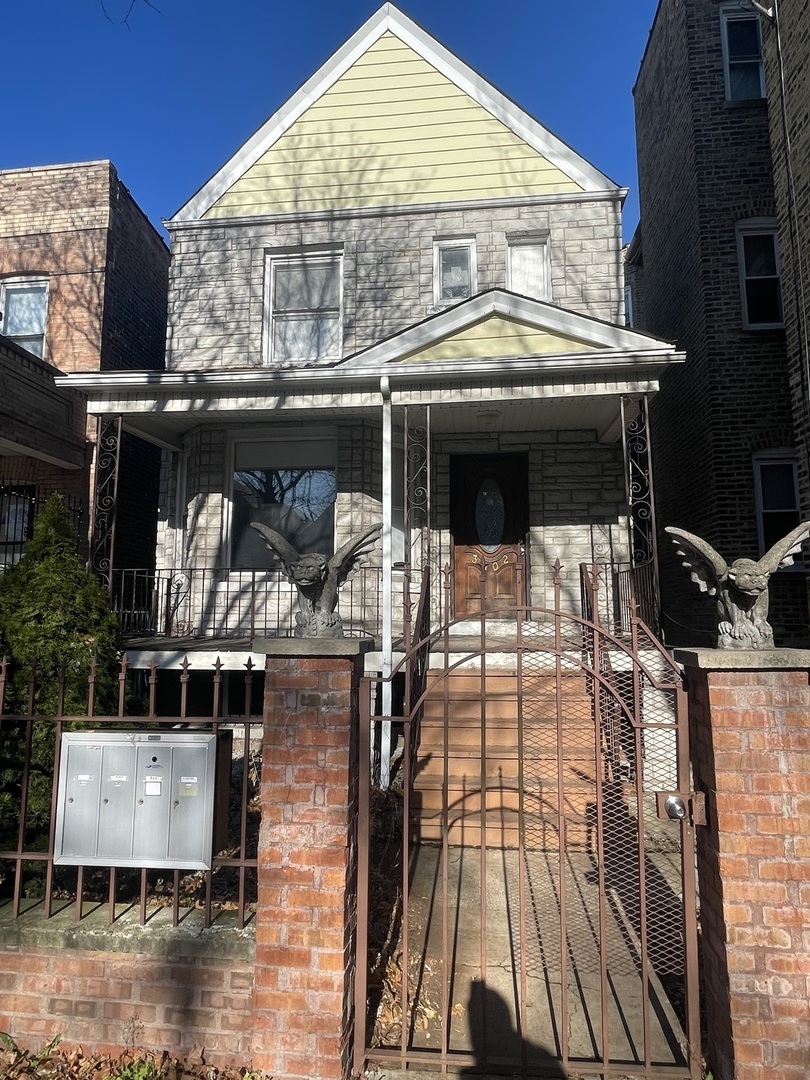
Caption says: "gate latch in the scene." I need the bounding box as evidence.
[656,791,707,827]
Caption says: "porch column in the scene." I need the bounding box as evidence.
[89,414,122,590]
[676,648,810,1080]
[252,638,371,1080]
[379,376,393,785]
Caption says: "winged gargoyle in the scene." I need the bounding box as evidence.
[665,522,810,649]
[250,521,382,638]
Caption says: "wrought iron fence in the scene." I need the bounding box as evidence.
[0,655,262,929]
[581,560,660,637]
[112,564,383,640]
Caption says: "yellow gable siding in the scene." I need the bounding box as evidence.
[401,314,600,362]
[205,33,582,218]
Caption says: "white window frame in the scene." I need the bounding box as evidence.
[736,220,783,329]
[624,285,635,327]
[0,276,49,359]
[433,238,477,306]
[753,451,801,562]
[720,3,765,102]
[263,250,343,365]
[225,429,338,571]
[506,234,550,301]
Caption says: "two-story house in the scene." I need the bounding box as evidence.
[0,161,169,572]
[65,4,682,673]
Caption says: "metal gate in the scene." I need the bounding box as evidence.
[356,575,701,1079]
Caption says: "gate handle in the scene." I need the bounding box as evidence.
[656,790,707,826]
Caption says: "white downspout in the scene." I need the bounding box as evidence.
[380,376,393,788]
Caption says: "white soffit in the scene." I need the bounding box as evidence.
[341,290,678,368]
[171,4,617,223]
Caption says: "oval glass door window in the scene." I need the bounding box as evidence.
[475,478,505,551]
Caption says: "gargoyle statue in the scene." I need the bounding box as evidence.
[665,522,810,649]
[250,521,382,639]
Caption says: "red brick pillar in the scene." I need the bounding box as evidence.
[251,640,371,1080]
[676,649,810,1080]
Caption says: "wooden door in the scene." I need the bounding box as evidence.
[450,454,528,617]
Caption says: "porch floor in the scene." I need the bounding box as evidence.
[370,840,688,1076]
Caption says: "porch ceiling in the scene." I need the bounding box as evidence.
[89,390,637,449]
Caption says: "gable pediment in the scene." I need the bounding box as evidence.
[173,5,617,223]
[342,290,677,369]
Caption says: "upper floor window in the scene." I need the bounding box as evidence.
[736,222,783,328]
[1,278,48,358]
[265,252,342,364]
[434,239,476,304]
[720,5,765,101]
[753,453,800,556]
[507,236,550,301]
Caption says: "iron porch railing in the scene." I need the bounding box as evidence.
[111,564,383,640]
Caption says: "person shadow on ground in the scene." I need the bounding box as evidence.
[461,979,568,1078]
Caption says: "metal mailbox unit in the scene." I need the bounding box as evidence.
[53,730,232,870]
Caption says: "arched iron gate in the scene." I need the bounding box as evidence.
[355,593,702,1079]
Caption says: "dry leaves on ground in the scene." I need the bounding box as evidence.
[0,1038,269,1080]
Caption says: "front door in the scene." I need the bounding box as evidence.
[450,453,528,617]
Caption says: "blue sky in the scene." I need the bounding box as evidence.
[5,0,659,239]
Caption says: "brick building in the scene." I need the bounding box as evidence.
[762,0,810,519]
[630,0,808,645]
[0,161,169,569]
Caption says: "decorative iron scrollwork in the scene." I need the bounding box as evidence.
[90,416,122,591]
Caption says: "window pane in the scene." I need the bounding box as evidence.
[727,17,760,61]
[273,313,340,361]
[762,510,800,552]
[274,262,339,312]
[760,463,797,511]
[440,247,471,300]
[745,278,782,324]
[729,62,762,100]
[3,284,47,336]
[232,467,337,569]
[744,234,777,277]
[509,243,547,299]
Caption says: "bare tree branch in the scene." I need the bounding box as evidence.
[99,0,160,27]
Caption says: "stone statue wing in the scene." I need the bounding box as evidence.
[664,526,728,596]
[249,522,300,576]
[756,521,810,575]
[329,522,383,587]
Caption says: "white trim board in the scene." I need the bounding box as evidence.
[171,4,617,223]
[341,289,677,367]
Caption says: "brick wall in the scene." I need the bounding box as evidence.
[763,0,810,521]
[0,943,253,1068]
[680,652,810,1080]
[253,648,363,1080]
[166,195,623,373]
[634,0,806,645]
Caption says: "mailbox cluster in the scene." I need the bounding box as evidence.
[53,730,231,870]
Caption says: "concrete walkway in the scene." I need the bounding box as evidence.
[377,840,689,1077]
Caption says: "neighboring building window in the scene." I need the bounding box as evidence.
[0,485,35,569]
[507,237,550,301]
[230,437,337,569]
[720,5,765,101]
[753,454,800,555]
[737,223,783,328]
[265,252,342,363]
[1,278,48,358]
[624,285,635,327]
[434,239,476,304]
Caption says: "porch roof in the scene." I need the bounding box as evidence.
[59,291,683,451]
